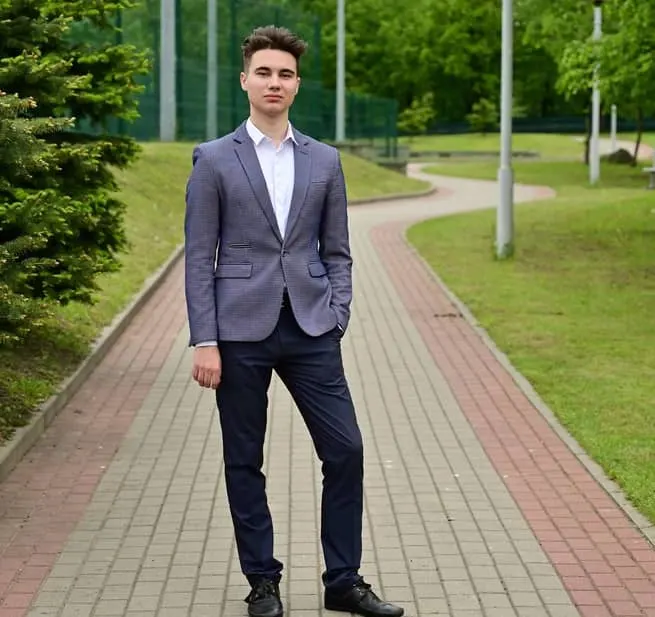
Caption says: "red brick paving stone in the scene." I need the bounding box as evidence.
[0,259,186,615]
[579,607,613,617]
[635,593,655,608]
[370,222,655,616]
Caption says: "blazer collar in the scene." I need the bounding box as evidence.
[233,120,309,153]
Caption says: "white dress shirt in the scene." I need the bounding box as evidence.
[246,117,297,238]
[196,119,297,348]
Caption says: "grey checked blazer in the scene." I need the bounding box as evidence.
[184,121,353,344]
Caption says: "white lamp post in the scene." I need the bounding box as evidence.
[336,0,346,142]
[159,0,177,141]
[496,0,514,258]
[206,0,218,139]
[589,0,603,185]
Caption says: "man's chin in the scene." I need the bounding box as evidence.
[255,104,289,118]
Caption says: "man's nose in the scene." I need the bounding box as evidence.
[269,74,281,88]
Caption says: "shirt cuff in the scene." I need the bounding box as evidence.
[195,341,218,347]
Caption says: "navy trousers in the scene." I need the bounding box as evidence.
[216,302,364,592]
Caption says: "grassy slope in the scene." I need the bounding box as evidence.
[344,154,429,199]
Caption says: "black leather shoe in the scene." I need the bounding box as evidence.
[244,579,283,617]
[324,579,404,617]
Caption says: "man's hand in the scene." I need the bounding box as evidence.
[192,346,222,389]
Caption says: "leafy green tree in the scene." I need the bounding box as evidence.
[466,98,499,135]
[0,0,149,312]
[287,0,577,124]
[518,0,591,58]
[518,0,597,162]
[397,93,435,141]
[170,0,612,131]
[558,0,655,163]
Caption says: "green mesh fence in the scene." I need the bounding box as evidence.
[110,0,398,152]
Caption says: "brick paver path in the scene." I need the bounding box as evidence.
[1,164,654,617]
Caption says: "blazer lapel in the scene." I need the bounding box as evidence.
[233,124,282,243]
[285,129,311,241]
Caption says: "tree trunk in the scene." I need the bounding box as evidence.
[584,110,591,165]
[632,107,644,166]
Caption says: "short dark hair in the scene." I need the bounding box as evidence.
[242,26,308,73]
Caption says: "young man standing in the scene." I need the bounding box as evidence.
[184,25,404,617]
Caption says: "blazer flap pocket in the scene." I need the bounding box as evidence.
[215,263,253,278]
[308,261,327,277]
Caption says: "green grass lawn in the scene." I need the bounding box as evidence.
[407,160,655,524]
[423,158,652,190]
[402,131,655,162]
[0,143,428,444]
[402,133,587,159]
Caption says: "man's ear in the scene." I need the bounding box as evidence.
[240,71,247,91]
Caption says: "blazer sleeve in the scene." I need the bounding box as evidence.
[319,149,353,331]
[184,145,220,345]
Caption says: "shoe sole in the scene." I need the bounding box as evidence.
[247,606,283,617]
[324,600,404,617]
[248,610,283,617]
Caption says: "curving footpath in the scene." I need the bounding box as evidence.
[0,162,654,617]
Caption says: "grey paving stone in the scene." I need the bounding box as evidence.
[22,188,583,617]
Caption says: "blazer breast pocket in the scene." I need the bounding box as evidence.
[307,179,328,204]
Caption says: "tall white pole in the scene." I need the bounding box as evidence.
[160,0,177,141]
[610,104,617,152]
[590,1,602,184]
[206,0,218,139]
[496,0,514,258]
[336,0,346,142]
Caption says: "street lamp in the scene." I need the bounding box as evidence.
[496,0,514,258]
[159,0,177,141]
[336,0,346,143]
[589,0,603,185]
[206,0,218,140]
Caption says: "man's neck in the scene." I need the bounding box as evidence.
[249,112,290,146]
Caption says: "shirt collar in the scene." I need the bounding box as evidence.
[246,118,297,147]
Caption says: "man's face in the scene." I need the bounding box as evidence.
[240,49,300,117]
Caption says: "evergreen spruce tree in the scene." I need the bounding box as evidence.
[0,90,72,343]
[0,0,149,327]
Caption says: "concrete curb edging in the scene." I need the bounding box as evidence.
[400,228,655,549]
[0,244,185,483]
[351,185,437,205]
